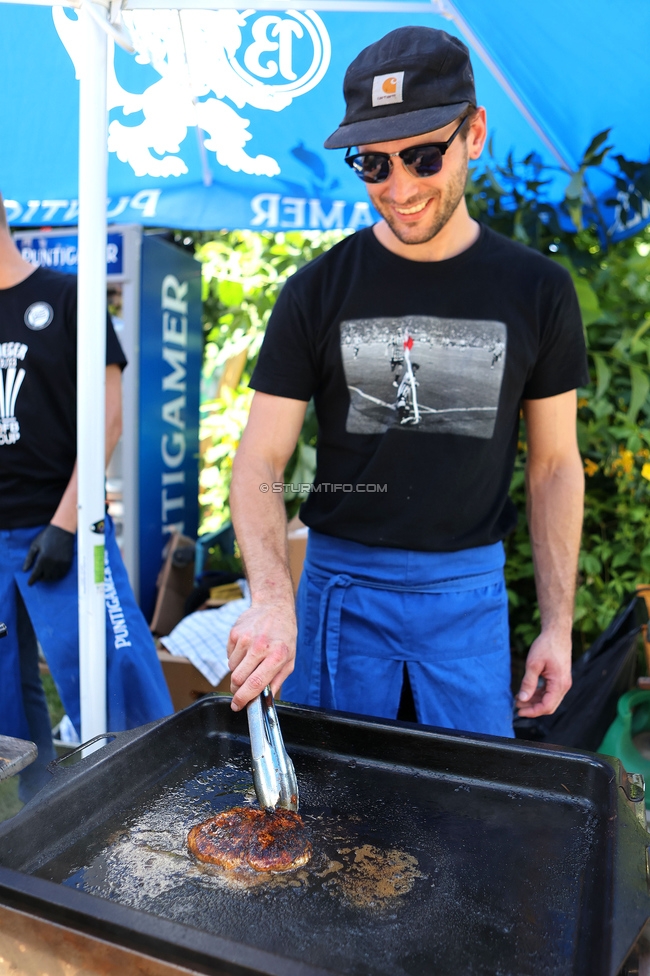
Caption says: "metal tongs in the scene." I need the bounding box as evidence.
[246,686,299,812]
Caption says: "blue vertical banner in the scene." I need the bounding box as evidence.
[138,236,202,620]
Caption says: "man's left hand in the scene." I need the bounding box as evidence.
[515,631,572,718]
[22,524,75,585]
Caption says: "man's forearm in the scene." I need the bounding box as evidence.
[227,450,298,709]
[225,392,307,709]
[230,452,295,609]
[50,460,79,532]
[526,453,584,637]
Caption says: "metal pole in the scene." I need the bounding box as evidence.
[77,1,108,742]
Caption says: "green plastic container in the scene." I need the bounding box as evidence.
[598,687,650,776]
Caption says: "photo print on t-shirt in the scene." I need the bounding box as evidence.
[340,316,506,438]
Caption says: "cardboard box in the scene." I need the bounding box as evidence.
[149,532,196,637]
[287,515,308,593]
[152,521,306,711]
[157,649,230,712]
[40,630,229,717]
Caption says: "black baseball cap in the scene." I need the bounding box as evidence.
[324,27,476,150]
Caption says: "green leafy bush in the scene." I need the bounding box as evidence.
[197,230,346,532]
[467,136,650,653]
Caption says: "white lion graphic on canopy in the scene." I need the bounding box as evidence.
[53,8,331,179]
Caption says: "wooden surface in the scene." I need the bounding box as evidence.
[0,903,204,976]
[0,737,37,784]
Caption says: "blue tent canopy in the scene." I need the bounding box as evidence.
[450,0,650,173]
[0,0,648,235]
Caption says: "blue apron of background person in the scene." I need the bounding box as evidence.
[0,515,173,790]
[282,530,514,738]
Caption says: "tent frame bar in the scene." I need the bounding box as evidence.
[439,0,574,171]
[0,0,440,9]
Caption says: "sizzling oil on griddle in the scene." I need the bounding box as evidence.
[35,738,603,976]
[51,760,423,907]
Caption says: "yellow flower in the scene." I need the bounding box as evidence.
[642,463,650,482]
[619,448,634,474]
[577,397,589,409]
[584,458,599,477]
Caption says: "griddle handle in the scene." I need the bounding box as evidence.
[46,732,122,776]
[44,716,169,780]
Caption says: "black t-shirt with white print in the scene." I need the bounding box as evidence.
[250,224,589,552]
[0,266,126,529]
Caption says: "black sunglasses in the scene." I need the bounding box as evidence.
[345,116,468,184]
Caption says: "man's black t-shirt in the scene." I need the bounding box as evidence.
[0,267,126,529]
[250,225,589,552]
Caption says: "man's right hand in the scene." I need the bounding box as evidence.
[227,601,297,711]
[22,524,75,585]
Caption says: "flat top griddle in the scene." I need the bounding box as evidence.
[0,697,647,976]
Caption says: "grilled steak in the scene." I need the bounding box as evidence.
[188,806,312,872]
[246,809,312,872]
[188,807,257,870]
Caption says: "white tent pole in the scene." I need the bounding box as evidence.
[77,0,108,742]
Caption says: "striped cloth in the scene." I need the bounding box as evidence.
[160,581,250,686]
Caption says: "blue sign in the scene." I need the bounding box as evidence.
[138,235,201,620]
[13,232,124,276]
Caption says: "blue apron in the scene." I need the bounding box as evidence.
[0,515,173,740]
[282,530,514,738]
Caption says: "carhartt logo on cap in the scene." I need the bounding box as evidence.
[372,71,404,107]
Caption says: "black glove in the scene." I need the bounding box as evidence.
[22,524,75,585]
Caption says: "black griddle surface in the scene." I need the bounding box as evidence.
[4,702,612,976]
[38,746,598,975]
[1,697,646,976]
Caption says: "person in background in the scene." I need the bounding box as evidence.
[0,192,172,802]
[226,28,587,737]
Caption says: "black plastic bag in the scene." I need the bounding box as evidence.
[514,595,647,752]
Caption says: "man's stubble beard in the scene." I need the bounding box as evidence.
[375,153,469,246]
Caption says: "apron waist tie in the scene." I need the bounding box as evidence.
[307,566,504,710]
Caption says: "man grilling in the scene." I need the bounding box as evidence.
[226,27,587,736]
